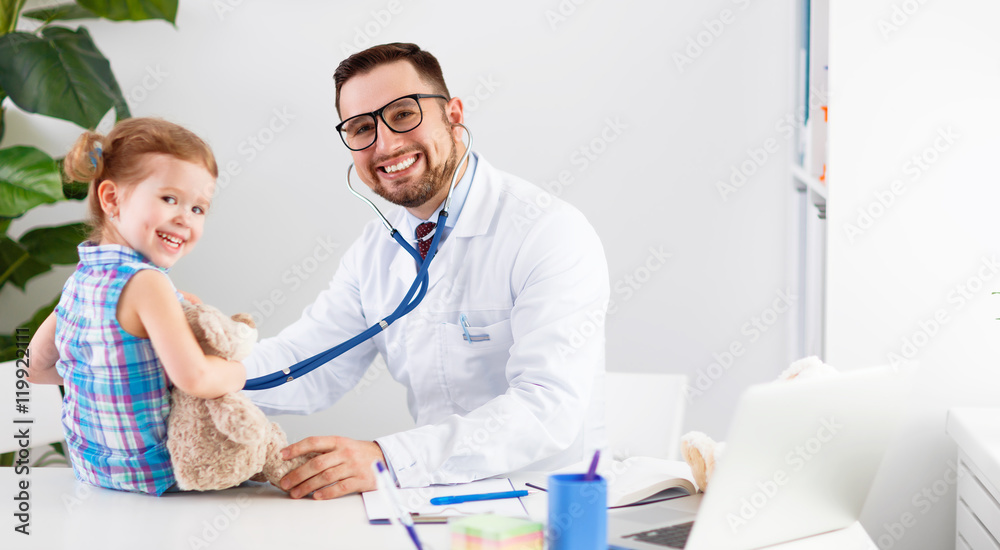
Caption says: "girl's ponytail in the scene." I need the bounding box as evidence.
[64,131,105,184]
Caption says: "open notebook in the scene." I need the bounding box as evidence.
[605,457,697,507]
[535,457,697,508]
[361,478,529,524]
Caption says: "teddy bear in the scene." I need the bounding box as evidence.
[680,356,838,492]
[166,301,313,492]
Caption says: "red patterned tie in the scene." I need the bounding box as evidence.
[416,221,437,260]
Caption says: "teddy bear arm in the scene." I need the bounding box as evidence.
[257,423,322,492]
[205,395,268,445]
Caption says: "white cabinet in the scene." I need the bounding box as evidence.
[947,409,1000,550]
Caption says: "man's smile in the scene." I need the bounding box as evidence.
[380,154,418,174]
[374,152,425,182]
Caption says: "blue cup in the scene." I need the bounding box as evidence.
[547,473,607,549]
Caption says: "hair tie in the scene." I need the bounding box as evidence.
[88,145,103,169]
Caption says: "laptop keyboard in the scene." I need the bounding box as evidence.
[620,521,695,548]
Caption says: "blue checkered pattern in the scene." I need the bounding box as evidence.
[54,243,177,495]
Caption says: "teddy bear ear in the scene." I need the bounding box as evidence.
[231,313,256,329]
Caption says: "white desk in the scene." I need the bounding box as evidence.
[1,468,875,549]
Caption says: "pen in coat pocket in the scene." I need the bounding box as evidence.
[459,313,491,343]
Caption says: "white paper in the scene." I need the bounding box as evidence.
[362,478,529,523]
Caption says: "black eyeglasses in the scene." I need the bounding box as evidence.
[336,93,448,151]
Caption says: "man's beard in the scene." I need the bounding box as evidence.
[368,135,460,209]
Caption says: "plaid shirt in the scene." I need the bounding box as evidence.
[55,243,177,495]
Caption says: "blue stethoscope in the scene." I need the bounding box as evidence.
[243,124,473,391]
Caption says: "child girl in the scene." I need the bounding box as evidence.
[26,118,246,495]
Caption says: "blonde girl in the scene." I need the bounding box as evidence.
[26,118,245,495]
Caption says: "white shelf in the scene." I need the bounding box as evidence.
[791,164,828,201]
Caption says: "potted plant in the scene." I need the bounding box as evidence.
[0,0,179,465]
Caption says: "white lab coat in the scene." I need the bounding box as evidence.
[243,154,609,487]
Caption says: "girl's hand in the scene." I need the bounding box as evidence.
[119,270,245,398]
[178,290,202,304]
[25,311,64,385]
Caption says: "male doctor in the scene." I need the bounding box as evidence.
[244,43,610,499]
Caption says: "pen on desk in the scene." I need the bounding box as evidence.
[373,461,423,550]
[429,489,535,506]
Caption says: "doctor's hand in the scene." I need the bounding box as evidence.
[279,436,386,500]
[178,290,202,304]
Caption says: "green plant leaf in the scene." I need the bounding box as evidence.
[22,3,98,22]
[0,218,10,235]
[0,146,62,217]
[0,333,14,362]
[0,84,7,143]
[55,158,90,200]
[20,294,60,334]
[77,0,177,23]
[50,441,66,456]
[0,236,49,290]
[0,0,28,35]
[63,181,89,200]
[0,294,60,361]
[0,27,131,129]
[19,223,86,265]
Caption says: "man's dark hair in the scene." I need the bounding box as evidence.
[333,42,450,117]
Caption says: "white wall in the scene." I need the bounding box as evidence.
[2,2,795,444]
[828,1,1000,548]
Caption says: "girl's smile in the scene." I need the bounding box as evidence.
[100,154,215,268]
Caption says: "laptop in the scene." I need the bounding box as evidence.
[608,365,909,550]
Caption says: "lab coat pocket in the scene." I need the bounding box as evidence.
[440,318,513,412]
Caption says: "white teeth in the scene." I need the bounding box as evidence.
[383,156,416,173]
[157,231,182,248]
